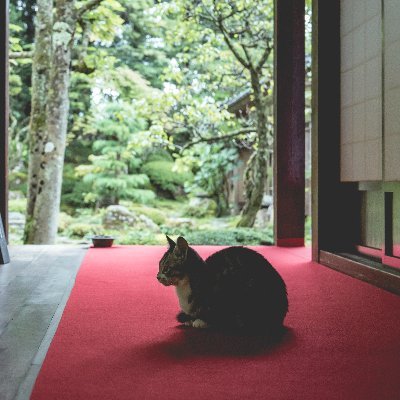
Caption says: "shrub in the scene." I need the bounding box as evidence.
[184,228,274,246]
[58,212,74,233]
[142,161,193,198]
[129,205,167,225]
[184,197,218,218]
[145,149,173,163]
[66,223,98,238]
[9,170,27,193]
[9,198,26,213]
[117,231,161,245]
[62,164,92,208]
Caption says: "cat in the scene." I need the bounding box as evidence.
[157,235,288,334]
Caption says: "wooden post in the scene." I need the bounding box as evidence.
[311,0,360,261]
[274,0,305,247]
[0,0,9,240]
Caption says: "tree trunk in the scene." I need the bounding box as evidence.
[24,0,53,243]
[24,0,76,243]
[237,72,269,227]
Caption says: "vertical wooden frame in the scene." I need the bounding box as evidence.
[0,0,9,239]
[274,0,305,247]
[311,0,360,261]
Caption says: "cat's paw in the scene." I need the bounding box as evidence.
[192,319,209,329]
[177,311,192,323]
[183,321,193,327]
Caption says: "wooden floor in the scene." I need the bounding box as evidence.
[0,245,88,400]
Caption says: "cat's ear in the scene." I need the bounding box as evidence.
[176,236,189,254]
[166,235,176,249]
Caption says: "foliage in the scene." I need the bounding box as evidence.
[75,102,156,206]
[116,230,161,245]
[8,0,311,244]
[9,198,27,213]
[57,212,74,233]
[142,160,193,198]
[182,228,273,246]
[65,223,99,238]
[128,205,167,226]
[184,197,218,218]
[179,143,238,215]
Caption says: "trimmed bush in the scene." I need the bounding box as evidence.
[142,161,193,198]
[66,223,98,238]
[184,197,218,218]
[129,206,167,226]
[184,228,274,246]
[117,231,161,245]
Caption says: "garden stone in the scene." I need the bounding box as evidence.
[186,197,217,217]
[167,217,195,229]
[102,205,138,228]
[9,212,26,228]
[9,190,25,200]
[254,208,271,229]
[138,215,160,232]
[103,205,161,232]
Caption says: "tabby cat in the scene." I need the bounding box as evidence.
[157,236,288,334]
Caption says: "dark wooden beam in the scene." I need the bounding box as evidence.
[311,0,360,260]
[0,0,9,240]
[274,0,305,247]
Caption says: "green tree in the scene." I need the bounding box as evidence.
[75,102,155,206]
[24,0,124,244]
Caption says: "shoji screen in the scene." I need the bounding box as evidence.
[340,0,382,182]
[384,0,400,180]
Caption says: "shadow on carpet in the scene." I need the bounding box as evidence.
[134,326,296,360]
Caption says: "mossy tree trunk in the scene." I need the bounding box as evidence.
[24,0,103,243]
[237,72,270,227]
[24,0,53,243]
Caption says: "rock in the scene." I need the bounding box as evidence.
[254,207,272,229]
[9,191,25,200]
[102,205,160,232]
[9,212,25,227]
[138,215,160,232]
[185,197,217,218]
[166,217,195,229]
[102,205,138,228]
[261,194,273,208]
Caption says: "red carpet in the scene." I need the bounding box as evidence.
[31,246,400,399]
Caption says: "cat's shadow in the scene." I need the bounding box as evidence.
[137,325,295,360]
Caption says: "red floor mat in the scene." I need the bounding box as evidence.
[31,246,400,399]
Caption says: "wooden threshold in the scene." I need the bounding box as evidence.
[319,250,400,296]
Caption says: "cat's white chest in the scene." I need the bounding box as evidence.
[175,277,192,315]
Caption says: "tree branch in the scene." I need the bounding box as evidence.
[76,0,104,19]
[9,51,33,59]
[256,43,272,73]
[218,19,250,69]
[182,127,256,151]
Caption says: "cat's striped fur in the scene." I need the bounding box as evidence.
[157,236,288,334]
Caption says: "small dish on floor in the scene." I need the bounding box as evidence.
[89,235,115,248]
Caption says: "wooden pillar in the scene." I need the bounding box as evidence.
[274,0,305,247]
[311,0,360,261]
[0,0,9,239]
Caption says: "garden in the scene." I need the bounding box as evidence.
[8,0,310,246]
